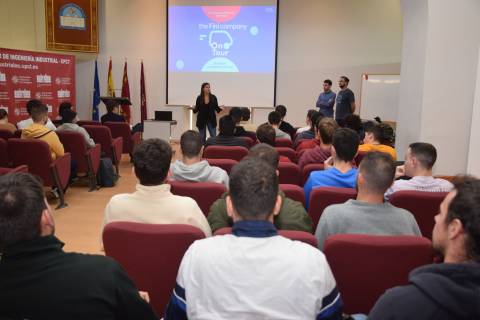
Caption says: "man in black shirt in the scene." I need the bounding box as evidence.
[101,100,126,124]
[205,115,248,148]
[0,173,157,320]
[335,76,356,127]
[275,105,297,138]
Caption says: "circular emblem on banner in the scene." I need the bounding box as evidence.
[59,3,86,30]
[11,76,18,84]
[14,108,20,116]
[35,92,42,99]
[55,77,62,85]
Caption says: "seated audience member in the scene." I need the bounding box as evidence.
[298,118,339,169]
[297,109,317,133]
[56,101,73,122]
[101,100,126,124]
[369,177,480,320]
[0,173,156,319]
[230,107,249,137]
[268,111,291,141]
[294,110,323,147]
[315,152,421,250]
[208,143,312,233]
[255,123,292,163]
[166,158,341,319]
[304,128,360,204]
[17,99,57,131]
[21,103,64,160]
[275,105,297,137]
[57,109,95,148]
[358,122,397,160]
[0,109,16,133]
[240,107,257,132]
[103,139,211,237]
[344,114,365,141]
[385,142,453,200]
[171,130,229,187]
[205,115,248,148]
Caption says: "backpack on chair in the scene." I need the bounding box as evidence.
[97,157,118,187]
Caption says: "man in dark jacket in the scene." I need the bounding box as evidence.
[205,115,248,148]
[101,100,126,124]
[208,143,313,233]
[0,173,157,319]
[369,177,480,320]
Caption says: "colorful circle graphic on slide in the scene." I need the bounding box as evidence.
[201,6,241,23]
[202,57,239,73]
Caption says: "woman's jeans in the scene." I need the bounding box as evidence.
[198,123,217,144]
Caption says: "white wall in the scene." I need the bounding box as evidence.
[467,46,480,177]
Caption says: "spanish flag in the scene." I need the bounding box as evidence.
[107,57,115,97]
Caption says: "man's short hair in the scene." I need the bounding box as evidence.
[268,111,282,125]
[229,107,243,124]
[409,142,436,169]
[275,105,287,118]
[62,109,77,124]
[240,107,250,121]
[365,123,384,143]
[0,173,46,249]
[180,130,202,158]
[219,115,236,136]
[0,109,7,120]
[340,76,350,83]
[324,79,332,86]
[229,158,278,220]
[317,118,339,145]
[30,103,48,122]
[359,152,395,194]
[26,99,43,115]
[106,100,119,113]
[332,128,360,162]
[133,139,172,186]
[256,124,276,146]
[58,102,72,119]
[246,143,279,168]
[447,177,480,262]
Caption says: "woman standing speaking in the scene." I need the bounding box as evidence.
[193,82,222,144]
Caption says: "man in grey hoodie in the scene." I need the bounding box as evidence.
[171,130,229,187]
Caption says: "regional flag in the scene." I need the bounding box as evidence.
[121,61,131,123]
[140,61,147,123]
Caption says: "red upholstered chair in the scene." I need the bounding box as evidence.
[77,120,101,127]
[280,184,306,207]
[276,147,296,163]
[0,138,8,167]
[103,222,205,317]
[275,138,293,148]
[308,187,357,228]
[202,145,248,161]
[104,122,142,156]
[239,136,254,149]
[14,129,22,138]
[0,165,28,176]
[57,131,101,191]
[302,163,325,185]
[390,191,448,239]
[8,139,71,208]
[354,151,367,166]
[278,162,301,186]
[324,234,433,314]
[83,125,123,174]
[206,158,238,174]
[214,227,318,247]
[243,131,257,142]
[0,129,14,140]
[168,181,227,216]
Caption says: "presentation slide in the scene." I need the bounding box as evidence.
[167,1,278,107]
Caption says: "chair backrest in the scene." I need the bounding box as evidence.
[275,147,296,162]
[206,158,238,174]
[302,163,325,185]
[83,125,113,158]
[242,131,257,142]
[279,184,306,207]
[275,138,293,148]
[324,234,433,314]
[57,131,89,172]
[168,181,227,216]
[354,151,367,166]
[239,136,254,149]
[278,162,301,186]
[14,129,22,138]
[103,222,205,316]
[104,122,132,154]
[203,145,248,161]
[0,165,28,176]
[0,129,14,140]
[7,138,54,185]
[390,190,448,239]
[214,227,317,247]
[77,120,101,127]
[0,138,8,167]
[308,187,357,228]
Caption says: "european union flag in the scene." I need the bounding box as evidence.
[92,60,100,121]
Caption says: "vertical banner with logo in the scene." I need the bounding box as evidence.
[0,48,75,123]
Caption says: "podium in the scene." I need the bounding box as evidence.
[143,120,177,141]
[100,96,132,106]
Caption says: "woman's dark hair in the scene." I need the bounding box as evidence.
[309,111,323,132]
[0,109,7,120]
[58,102,72,120]
[200,82,210,96]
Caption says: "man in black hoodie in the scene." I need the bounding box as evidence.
[368,176,480,320]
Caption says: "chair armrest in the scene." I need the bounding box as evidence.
[111,137,123,165]
[50,152,71,190]
[131,131,142,148]
[86,144,102,175]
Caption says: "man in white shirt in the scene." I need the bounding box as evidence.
[170,130,228,187]
[165,158,343,320]
[385,142,453,200]
[17,99,57,131]
[102,139,211,237]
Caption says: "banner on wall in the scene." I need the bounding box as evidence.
[0,48,75,124]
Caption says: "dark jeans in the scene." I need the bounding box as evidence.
[198,123,216,144]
